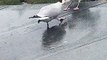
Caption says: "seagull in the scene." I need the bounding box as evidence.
[64,0,82,11]
[29,0,69,29]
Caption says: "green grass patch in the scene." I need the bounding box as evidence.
[0,0,96,5]
[0,0,59,5]
[28,0,58,4]
[0,0,21,5]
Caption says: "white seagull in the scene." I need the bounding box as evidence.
[29,0,69,29]
[64,0,82,11]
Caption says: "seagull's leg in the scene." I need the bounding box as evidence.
[64,4,71,11]
[64,1,72,11]
[73,0,81,10]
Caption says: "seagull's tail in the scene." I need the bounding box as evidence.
[29,15,41,19]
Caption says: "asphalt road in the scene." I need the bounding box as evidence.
[0,1,107,60]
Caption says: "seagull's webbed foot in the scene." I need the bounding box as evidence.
[64,7,70,11]
[73,7,79,11]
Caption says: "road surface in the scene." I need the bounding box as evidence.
[0,1,107,60]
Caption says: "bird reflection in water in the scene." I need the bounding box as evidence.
[42,23,67,50]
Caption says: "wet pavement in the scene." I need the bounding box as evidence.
[0,1,107,60]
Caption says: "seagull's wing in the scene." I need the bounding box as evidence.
[37,2,62,17]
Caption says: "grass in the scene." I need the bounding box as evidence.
[0,0,21,5]
[30,0,58,4]
[0,0,96,5]
[0,0,58,5]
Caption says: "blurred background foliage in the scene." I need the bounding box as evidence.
[0,0,96,5]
